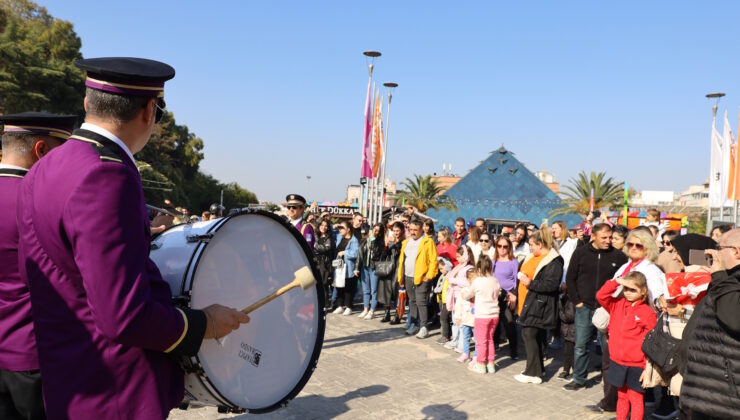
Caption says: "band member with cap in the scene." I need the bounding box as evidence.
[0,112,77,420]
[285,194,315,247]
[16,57,249,419]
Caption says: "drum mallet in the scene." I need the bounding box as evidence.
[241,267,316,315]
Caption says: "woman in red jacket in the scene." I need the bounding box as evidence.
[597,271,657,420]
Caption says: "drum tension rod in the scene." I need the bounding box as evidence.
[186,233,214,243]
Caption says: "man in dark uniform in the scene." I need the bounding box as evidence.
[285,194,315,247]
[16,57,249,419]
[0,112,77,420]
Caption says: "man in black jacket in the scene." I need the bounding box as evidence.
[680,229,740,419]
[563,224,628,414]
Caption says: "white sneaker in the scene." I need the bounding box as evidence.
[444,340,457,350]
[416,326,429,339]
[358,309,368,318]
[363,310,374,320]
[514,373,542,384]
[343,307,352,316]
[332,307,344,315]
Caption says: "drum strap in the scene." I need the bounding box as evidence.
[301,224,307,235]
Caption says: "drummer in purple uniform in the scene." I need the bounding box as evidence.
[0,112,77,420]
[285,194,315,248]
[16,57,249,419]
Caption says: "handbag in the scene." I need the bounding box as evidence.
[592,306,610,334]
[332,259,346,288]
[375,260,395,278]
[641,313,681,375]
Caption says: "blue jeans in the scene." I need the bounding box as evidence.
[361,267,379,310]
[461,325,474,355]
[573,306,608,385]
[450,310,460,345]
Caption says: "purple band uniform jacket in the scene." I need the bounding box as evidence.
[17,128,205,420]
[295,220,315,249]
[0,166,38,371]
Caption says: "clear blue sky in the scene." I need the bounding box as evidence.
[40,1,740,203]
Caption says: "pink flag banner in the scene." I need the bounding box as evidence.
[360,80,373,178]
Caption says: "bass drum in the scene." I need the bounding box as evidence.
[149,209,325,413]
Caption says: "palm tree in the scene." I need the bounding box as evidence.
[550,171,624,217]
[397,174,458,212]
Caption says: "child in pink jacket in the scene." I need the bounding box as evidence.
[462,254,501,374]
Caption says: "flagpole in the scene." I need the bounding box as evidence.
[706,92,725,233]
[381,82,398,223]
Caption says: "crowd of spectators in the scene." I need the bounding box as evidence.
[307,208,739,420]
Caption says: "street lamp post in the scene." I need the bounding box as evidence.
[379,82,398,221]
[306,175,311,203]
[706,92,725,232]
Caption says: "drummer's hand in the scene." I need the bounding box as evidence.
[151,224,166,234]
[202,304,250,340]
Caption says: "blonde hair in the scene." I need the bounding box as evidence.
[530,225,553,250]
[623,271,649,303]
[624,229,659,262]
[438,227,453,245]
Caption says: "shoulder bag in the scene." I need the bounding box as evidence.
[641,312,681,375]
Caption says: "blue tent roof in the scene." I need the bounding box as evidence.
[426,147,583,228]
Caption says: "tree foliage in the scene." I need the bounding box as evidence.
[0,0,258,213]
[0,0,85,114]
[397,174,458,213]
[551,171,624,217]
[138,111,257,212]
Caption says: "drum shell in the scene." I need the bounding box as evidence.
[149,210,325,413]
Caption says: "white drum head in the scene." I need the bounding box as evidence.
[190,212,323,411]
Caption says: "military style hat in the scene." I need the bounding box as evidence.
[284,194,307,207]
[0,111,78,141]
[75,57,175,98]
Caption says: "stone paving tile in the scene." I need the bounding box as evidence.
[170,308,614,419]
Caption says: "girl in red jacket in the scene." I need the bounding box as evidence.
[596,271,657,420]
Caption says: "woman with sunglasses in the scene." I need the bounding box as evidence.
[478,233,495,261]
[613,228,665,309]
[332,221,359,316]
[314,219,336,311]
[492,236,520,360]
[356,223,386,319]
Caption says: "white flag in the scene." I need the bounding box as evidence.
[709,120,725,207]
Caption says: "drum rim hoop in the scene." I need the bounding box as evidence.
[188,208,326,413]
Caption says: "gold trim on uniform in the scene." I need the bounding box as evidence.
[86,76,165,93]
[164,308,189,353]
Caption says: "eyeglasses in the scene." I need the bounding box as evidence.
[626,242,644,250]
[716,244,736,250]
[287,205,302,210]
[155,99,166,123]
[480,239,490,243]
[663,241,672,246]
[496,244,509,249]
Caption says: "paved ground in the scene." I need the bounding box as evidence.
[170,308,614,419]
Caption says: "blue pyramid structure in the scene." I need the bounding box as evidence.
[426,147,583,229]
